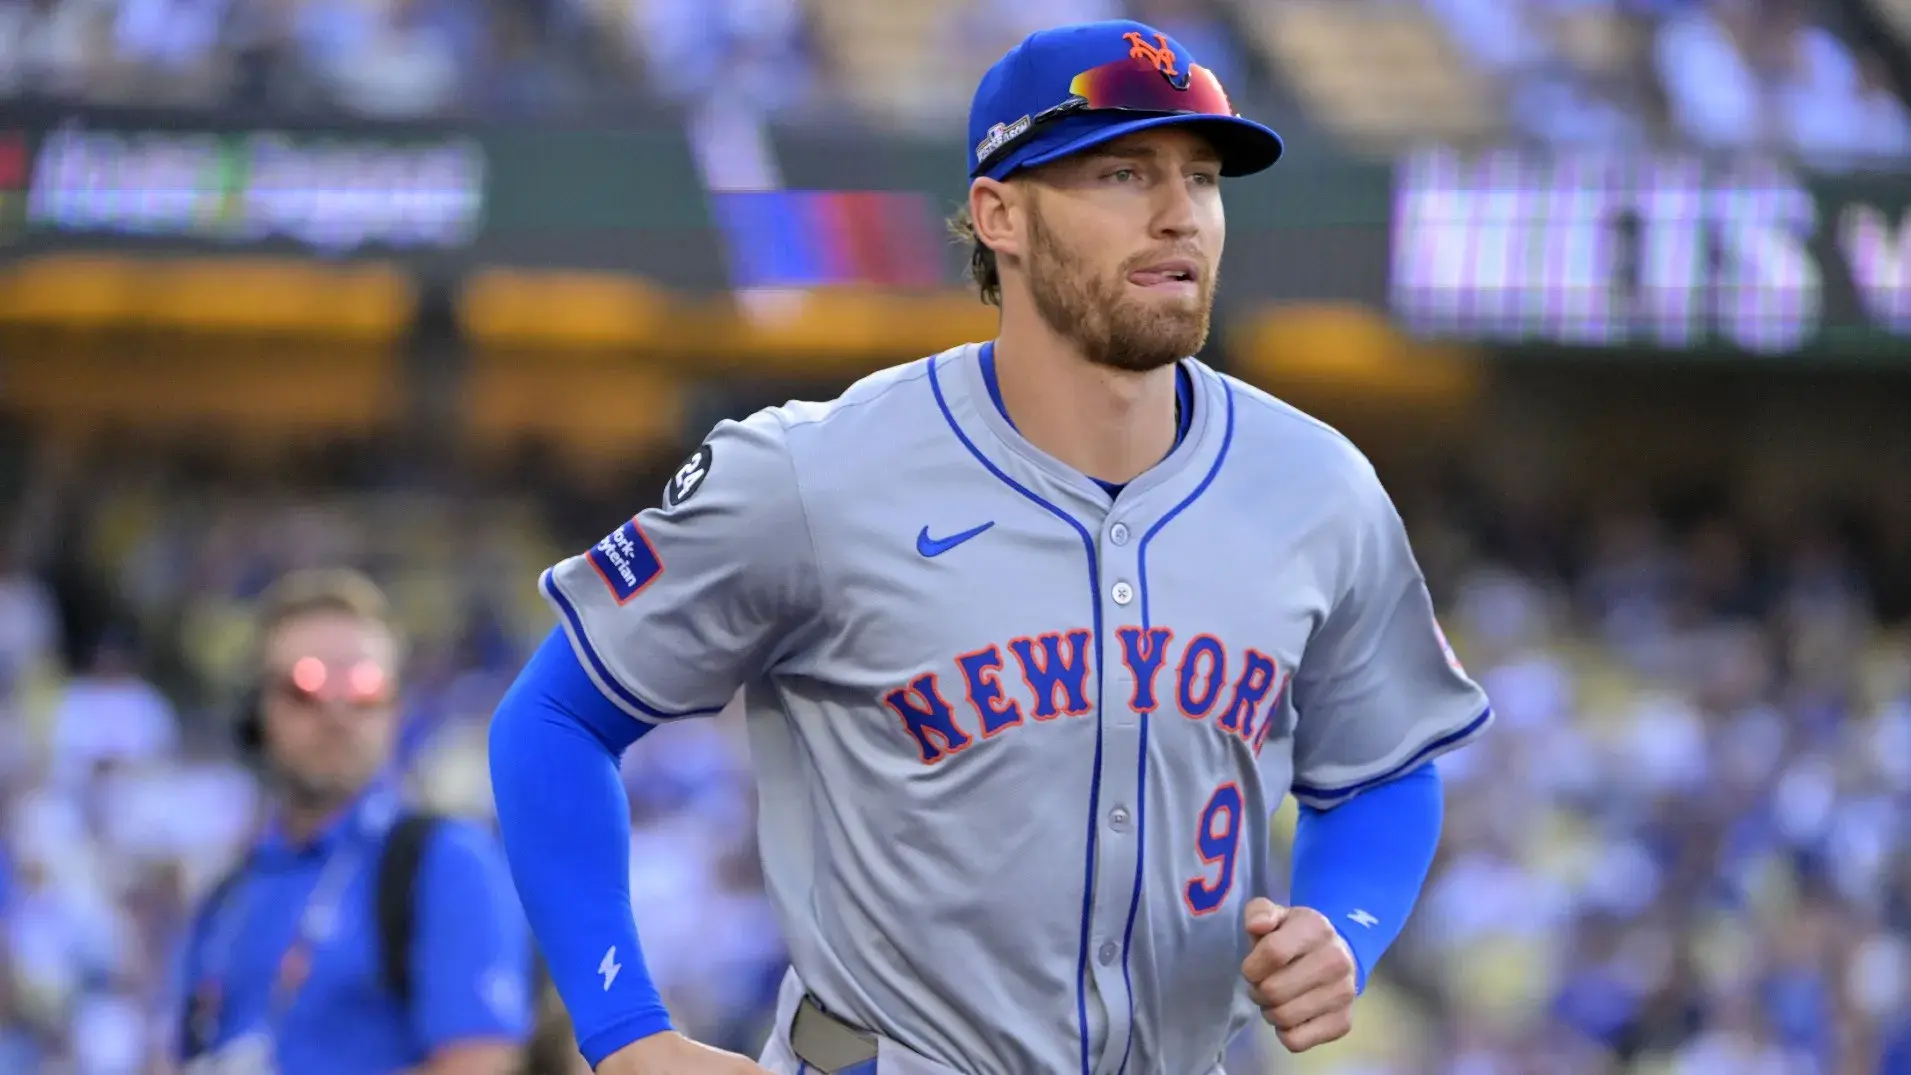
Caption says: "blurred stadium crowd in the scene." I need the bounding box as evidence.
[1,0,1909,161]
[0,417,1905,1075]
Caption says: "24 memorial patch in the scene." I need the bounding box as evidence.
[663,445,712,509]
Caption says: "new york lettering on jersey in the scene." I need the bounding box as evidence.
[543,343,1491,1075]
[882,626,1292,765]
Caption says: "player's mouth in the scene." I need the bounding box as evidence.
[1127,258,1201,295]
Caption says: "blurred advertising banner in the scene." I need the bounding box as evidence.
[1390,146,1911,360]
[4,105,1908,365]
[0,103,1393,302]
[1,111,486,263]
[0,104,728,285]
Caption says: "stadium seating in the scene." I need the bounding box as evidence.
[805,0,996,125]
[1230,0,1502,151]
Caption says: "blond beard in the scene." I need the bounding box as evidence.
[1023,198,1214,372]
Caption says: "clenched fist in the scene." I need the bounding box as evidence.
[1240,897,1358,1053]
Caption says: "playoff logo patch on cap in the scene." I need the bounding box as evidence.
[976,115,1032,166]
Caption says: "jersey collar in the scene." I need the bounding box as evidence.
[978,341,1194,451]
[952,341,1219,511]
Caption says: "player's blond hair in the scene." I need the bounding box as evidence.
[947,205,1002,307]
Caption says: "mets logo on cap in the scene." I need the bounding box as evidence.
[1123,30,1188,88]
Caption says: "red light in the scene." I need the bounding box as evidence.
[349,661,387,700]
[291,657,327,693]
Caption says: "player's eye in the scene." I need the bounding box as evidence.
[1107,167,1138,183]
[1189,171,1220,187]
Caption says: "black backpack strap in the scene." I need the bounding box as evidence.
[374,811,445,1007]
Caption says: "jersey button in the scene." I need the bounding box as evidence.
[1112,581,1133,606]
[1110,806,1131,831]
[1098,942,1119,965]
[1110,523,1130,545]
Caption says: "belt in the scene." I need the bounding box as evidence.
[790,993,879,1072]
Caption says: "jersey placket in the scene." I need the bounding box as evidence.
[1086,511,1145,1075]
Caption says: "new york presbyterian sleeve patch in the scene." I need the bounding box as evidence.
[586,517,663,604]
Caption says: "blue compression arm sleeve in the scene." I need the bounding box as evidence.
[490,627,668,1066]
[1288,762,1443,992]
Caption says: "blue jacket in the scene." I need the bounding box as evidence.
[175,787,533,1074]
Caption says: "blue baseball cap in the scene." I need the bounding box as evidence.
[967,20,1284,181]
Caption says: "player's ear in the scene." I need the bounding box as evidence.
[968,177,1022,262]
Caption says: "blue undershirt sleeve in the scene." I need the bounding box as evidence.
[489,627,669,1067]
[1287,762,1444,993]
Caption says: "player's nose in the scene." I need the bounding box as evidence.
[1150,188,1200,241]
[1147,172,1203,240]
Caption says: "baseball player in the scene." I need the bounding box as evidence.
[489,18,1493,1075]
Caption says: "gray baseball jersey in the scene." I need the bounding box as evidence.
[542,343,1492,1075]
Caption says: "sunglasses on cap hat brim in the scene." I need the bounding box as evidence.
[972,56,1283,180]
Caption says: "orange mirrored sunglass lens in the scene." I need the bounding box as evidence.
[1066,60,1233,117]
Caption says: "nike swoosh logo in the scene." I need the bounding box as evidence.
[917,522,995,557]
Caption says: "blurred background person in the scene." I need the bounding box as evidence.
[171,569,531,1075]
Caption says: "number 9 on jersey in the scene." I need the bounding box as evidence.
[1185,781,1242,916]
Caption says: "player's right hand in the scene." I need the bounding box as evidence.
[595,1031,773,1075]
[1240,897,1358,1054]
